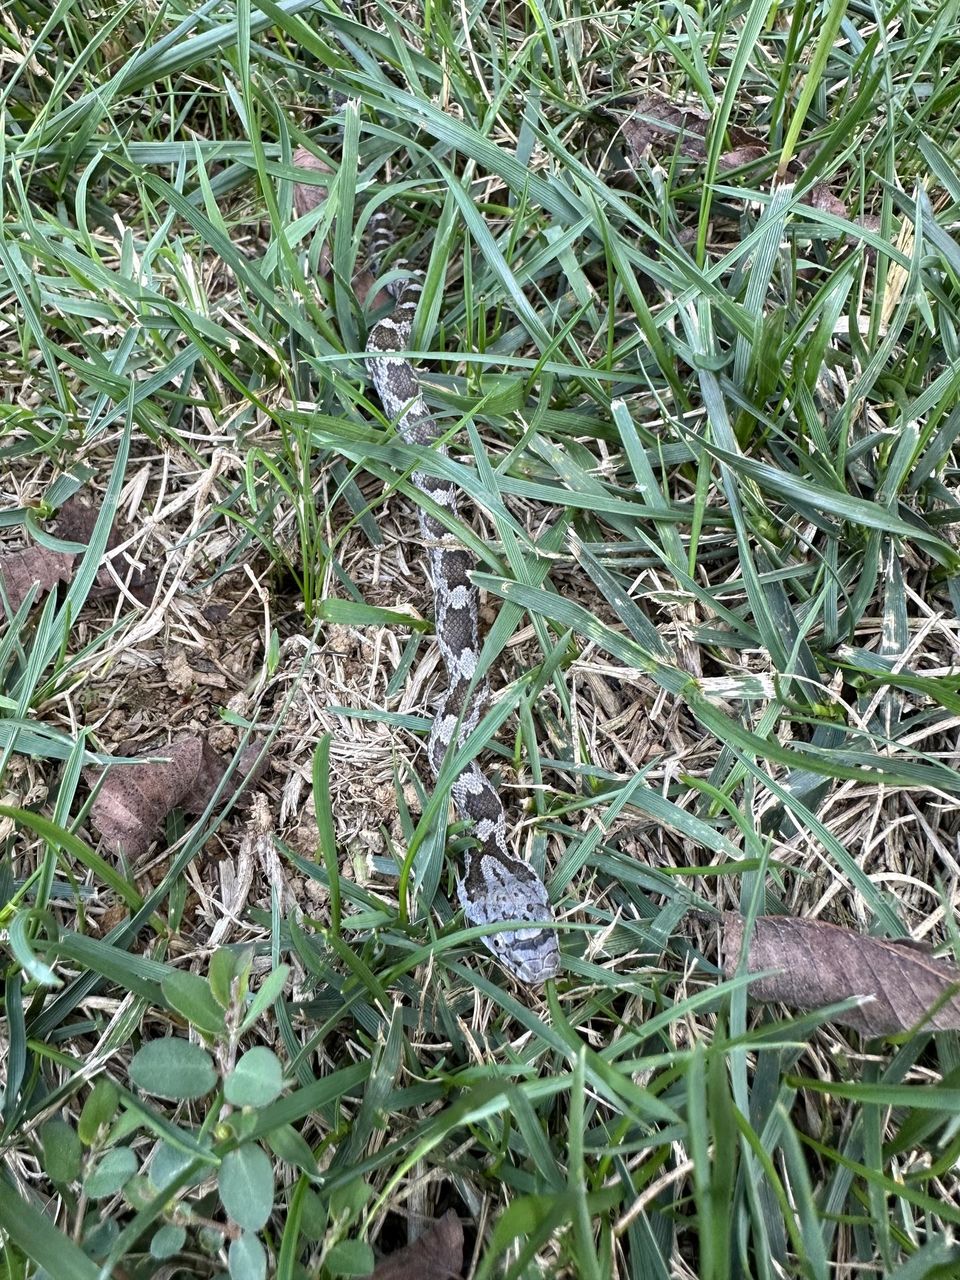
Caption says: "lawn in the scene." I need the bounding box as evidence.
[2,0,960,1277]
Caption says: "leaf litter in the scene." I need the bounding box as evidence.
[0,495,152,612]
[88,734,268,858]
[618,91,767,171]
[616,91,877,229]
[369,1209,463,1280]
[719,913,960,1036]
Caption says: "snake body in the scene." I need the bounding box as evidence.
[365,255,560,984]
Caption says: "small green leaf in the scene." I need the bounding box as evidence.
[224,1048,284,1108]
[325,1239,375,1277]
[226,1109,260,1143]
[199,1225,226,1254]
[83,1147,138,1199]
[210,946,253,1009]
[122,1175,155,1211]
[239,965,291,1033]
[78,1079,120,1147]
[329,1179,374,1226]
[150,1142,199,1191]
[209,947,239,1008]
[229,1232,267,1280]
[81,1215,118,1260]
[150,1224,187,1259]
[218,1145,274,1231]
[265,1124,317,1175]
[162,971,228,1037]
[41,1119,82,1184]
[300,1187,327,1241]
[129,1038,217,1101]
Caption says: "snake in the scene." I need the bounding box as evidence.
[363,220,560,985]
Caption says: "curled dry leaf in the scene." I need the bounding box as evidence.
[370,1210,464,1280]
[721,913,960,1036]
[0,542,75,611]
[622,93,766,169]
[292,146,333,279]
[290,146,390,311]
[0,496,151,613]
[89,734,268,858]
[717,144,767,171]
[801,183,848,219]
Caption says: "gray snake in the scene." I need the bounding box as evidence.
[363,228,560,984]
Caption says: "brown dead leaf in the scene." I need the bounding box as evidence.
[801,183,848,219]
[721,913,960,1036]
[353,269,393,312]
[370,1210,464,1280]
[855,213,883,266]
[291,146,332,218]
[290,147,391,310]
[292,146,333,280]
[89,735,268,858]
[0,543,76,611]
[54,495,108,546]
[88,735,203,858]
[622,94,709,162]
[622,94,766,170]
[0,496,151,614]
[164,649,229,693]
[718,145,767,171]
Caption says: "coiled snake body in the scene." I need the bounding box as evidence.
[364,251,560,984]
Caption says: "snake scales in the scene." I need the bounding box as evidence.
[363,223,560,984]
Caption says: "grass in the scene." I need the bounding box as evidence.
[2,0,960,1276]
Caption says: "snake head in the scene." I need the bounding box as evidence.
[482,925,561,984]
[458,852,561,985]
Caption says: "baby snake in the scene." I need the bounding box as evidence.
[363,223,560,984]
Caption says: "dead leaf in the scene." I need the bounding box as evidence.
[290,147,391,310]
[63,499,153,602]
[53,495,108,546]
[292,146,334,280]
[353,269,393,312]
[0,496,151,613]
[88,735,201,858]
[164,649,229,693]
[622,94,766,171]
[721,913,960,1036]
[89,735,268,858]
[0,543,76,611]
[622,94,709,162]
[718,145,767,171]
[801,183,848,219]
[291,146,332,218]
[855,213,884,265]
[371,1210,464,1280]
